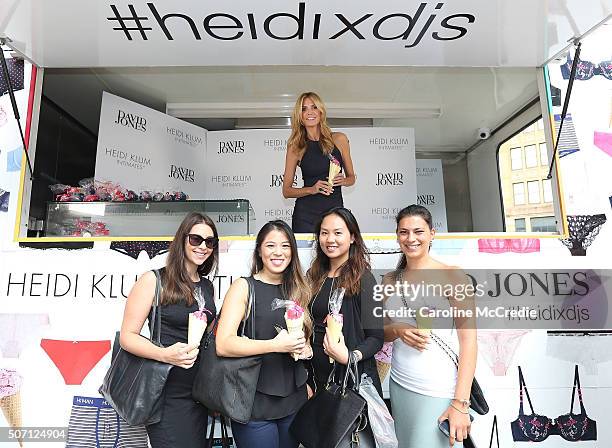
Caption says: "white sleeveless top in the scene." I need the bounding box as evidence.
[387,292,459,399]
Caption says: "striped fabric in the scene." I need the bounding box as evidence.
[66,396,148,448]
[553,113,580,158]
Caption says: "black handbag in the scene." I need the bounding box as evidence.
[206,414,232,448]
[192,277,263,424]
[290,354,375,448]
[430,332,489,415]
[100,269,173,426]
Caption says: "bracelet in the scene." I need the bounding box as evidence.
[450,403,469,415]
[452,398,471,408]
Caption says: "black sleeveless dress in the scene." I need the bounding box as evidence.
[145,269,217,448]
[244,277,308,420]
[292,140,344,234]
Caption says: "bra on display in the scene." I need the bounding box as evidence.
[561,54,612,81]
[511,365,597,442]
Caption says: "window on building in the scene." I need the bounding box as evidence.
[527,180,540,203]
[510,147,523,170]
[498,116,560,234]
[513,183,525,205]
[531,216,557,232]
[525,145,538,168]
[543,178,553,202]
[539,143,548,166]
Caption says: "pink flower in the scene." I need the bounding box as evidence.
[286,302,304,320]
[192,308,212,321]
[375,342,393,363]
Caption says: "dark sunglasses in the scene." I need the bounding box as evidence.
[187,234,218,249]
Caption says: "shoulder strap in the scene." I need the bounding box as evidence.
[241,277,256,339]
[430,332,459,368]
[206,277,255,344]
[570,364,587,414]
[149,269,162,345]
[517,366,535,415]
[488,415,499,448]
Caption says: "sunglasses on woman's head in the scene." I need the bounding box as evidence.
[187,234,218,249]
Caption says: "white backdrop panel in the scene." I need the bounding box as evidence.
[205,128,416,233]
[95,92,207,197]
[416,159,448,231]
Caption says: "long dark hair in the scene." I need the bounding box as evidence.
[163,212,219,305]
[395,204,433,270]
[251,220,312,339]
[308,207,370,296]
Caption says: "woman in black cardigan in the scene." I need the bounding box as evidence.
[306,207,384,397]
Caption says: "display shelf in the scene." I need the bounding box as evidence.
[45,199,254,237]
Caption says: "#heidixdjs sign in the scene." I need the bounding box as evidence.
[107,2,475,50]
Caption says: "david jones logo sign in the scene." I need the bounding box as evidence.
[218,140,245,154]
[114,109,147,132]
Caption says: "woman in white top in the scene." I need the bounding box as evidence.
[383,205,477,447]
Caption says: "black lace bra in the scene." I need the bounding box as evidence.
[511,365,597,442]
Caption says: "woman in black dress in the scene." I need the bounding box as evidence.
[283,92,356,234]
[216,220,313,448]
[306,207,384,397]
[119,212,219,447]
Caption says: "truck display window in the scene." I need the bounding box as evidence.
[13,65,567,239]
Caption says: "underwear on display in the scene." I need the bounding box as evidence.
[546,332,612,374]
[0,58,24,97]
[110,241,170,260]
[431,239,467,256]
[511,365,597,442]
[561,54,612,81]
[0,104,7,126]
[0,188,9,212]
[478,238,540,254]
[18,241,94,250]
[40,339,111,385]
[0,313,50,358]
[6,146,21,172]
[593,131,612,157]
[477,330,530,376]
[561,214,607,256]
[66,396,148,448]
[553,113,580,158]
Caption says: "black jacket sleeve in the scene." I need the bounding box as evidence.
[354,271,384,360]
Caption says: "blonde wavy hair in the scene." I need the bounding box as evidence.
[287,92,335,156]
